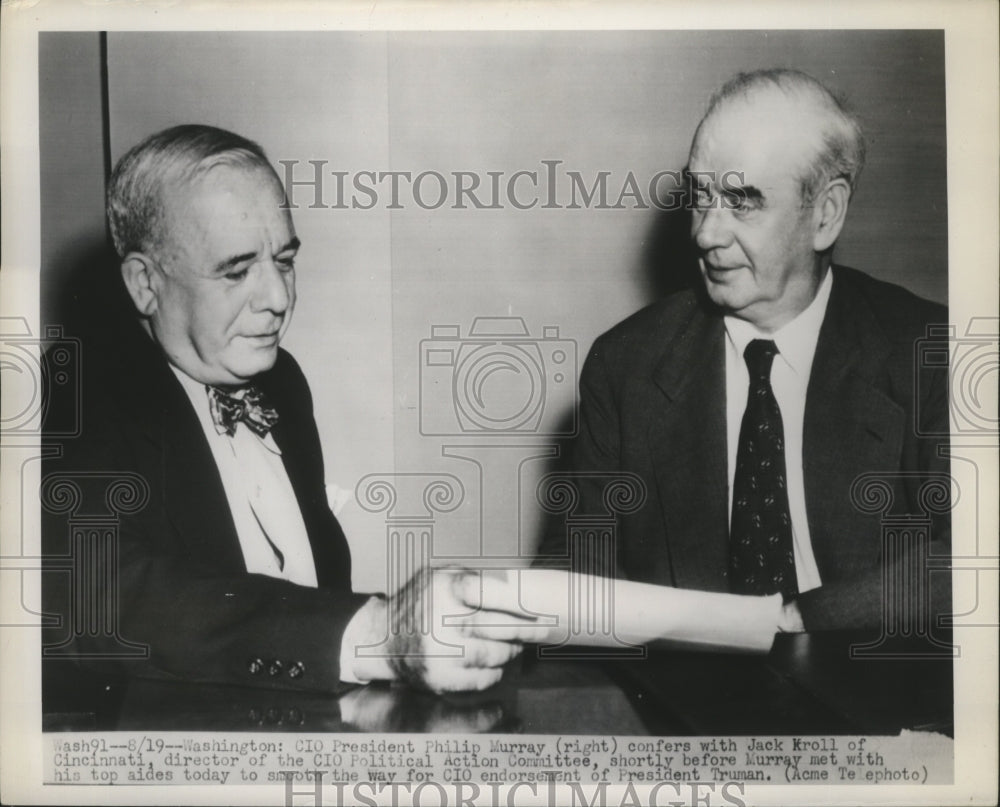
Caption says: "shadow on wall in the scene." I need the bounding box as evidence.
[531,196,701,559]
[640,204,700,302]
[44,231,133,340]
[636,165,701,303]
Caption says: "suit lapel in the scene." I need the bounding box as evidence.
[111,323,245,571]
[647,302,731,592]
[257,361,340,586]
[803,268,904,577]
[159,378,247,571]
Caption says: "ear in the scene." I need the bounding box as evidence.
[812,178,851,252]
[120,253,161,317]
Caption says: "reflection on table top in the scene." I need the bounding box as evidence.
[43,631,953,736]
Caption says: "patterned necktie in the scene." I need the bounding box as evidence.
[207,385,279,438]
[729,339,798,599]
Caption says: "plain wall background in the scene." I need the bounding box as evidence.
[41,31,947,591]
[39,33,108,332]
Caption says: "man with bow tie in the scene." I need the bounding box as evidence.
[41,125,524,695]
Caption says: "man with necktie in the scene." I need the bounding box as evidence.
[41,124,526,695]
[535,69,951,633]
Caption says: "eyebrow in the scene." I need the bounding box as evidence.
[729,184,765,204]
[279,236,301,254]
[211,236,300,275]
[684,172,766,208]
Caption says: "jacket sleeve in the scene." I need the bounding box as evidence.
[795,327,952,632]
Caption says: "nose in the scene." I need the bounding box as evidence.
[691,204,734,253]
[251,259,293,315]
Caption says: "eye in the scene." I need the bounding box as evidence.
[276,257,296,272]
[225,267,250,282]
[726,191,761,215]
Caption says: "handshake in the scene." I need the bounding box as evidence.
[341,567,796,693]
[342,566,541,693]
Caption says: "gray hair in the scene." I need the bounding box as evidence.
[106,124,279,258]
[700,68,866,203]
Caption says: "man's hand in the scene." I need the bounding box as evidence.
[342,567,533,693]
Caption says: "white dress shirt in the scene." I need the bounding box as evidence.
[723,268,834,595]
[171,366,318,588]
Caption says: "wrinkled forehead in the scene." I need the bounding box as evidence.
[169,161,285,208]
[688,90,824,189]
[161,163,288,227]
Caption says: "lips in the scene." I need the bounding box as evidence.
[700,258,743,273]
[245,331,280,344]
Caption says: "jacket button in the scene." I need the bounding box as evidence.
[248,658,265,675]
[288,661,306,679]
[267,659,284,677]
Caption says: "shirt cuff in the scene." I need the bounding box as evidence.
[338,594,389,684]
[777,597,806,632]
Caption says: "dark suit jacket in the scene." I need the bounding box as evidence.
[42,309,369,693]
[537,266,951,630]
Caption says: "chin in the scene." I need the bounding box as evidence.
[700,270,758,311]
[228,348,280,381]
[703,282,747,313]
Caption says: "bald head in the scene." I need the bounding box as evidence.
[692,69,866,205]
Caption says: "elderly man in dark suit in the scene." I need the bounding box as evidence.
[535,69,950,633]
[41,125,526,696]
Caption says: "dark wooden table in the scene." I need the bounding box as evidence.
[42,631,953,735]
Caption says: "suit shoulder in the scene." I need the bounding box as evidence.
[834,265,947,337]
[591,288,702,358]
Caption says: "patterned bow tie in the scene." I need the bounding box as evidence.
[207,385,279,438]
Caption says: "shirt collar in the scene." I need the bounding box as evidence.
[724,268,834,379]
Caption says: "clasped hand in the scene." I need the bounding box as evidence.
[345,566,539,693]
